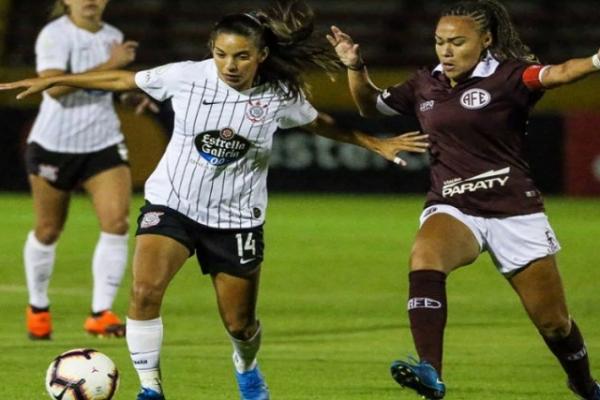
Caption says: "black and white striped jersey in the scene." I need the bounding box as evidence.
[28,16,124,153]
[135,60,318,229]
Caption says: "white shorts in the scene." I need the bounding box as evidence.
[419,205,561,276]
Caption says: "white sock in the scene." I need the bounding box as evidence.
[24,231,56,308]
[230,323,262,373]
[127,317,163,393]
[91,232,128,313]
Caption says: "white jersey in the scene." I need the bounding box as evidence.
[135,60,318,229]
[28,16,124,153]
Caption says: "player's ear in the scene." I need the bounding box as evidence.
[258,47,269,64]
[482,31,492,50]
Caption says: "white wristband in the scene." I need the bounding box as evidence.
[592,54,600,70]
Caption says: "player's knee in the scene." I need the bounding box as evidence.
[537,317,571,340]
[130,281,164,312]
[35,225,62,245]
[224,315,256,340]
[101,216,129,235]
[410,246,443,269]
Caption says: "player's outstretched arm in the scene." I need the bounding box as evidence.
[305,112,429,166]
[0,70,138,99]
[327,26,382,117]
[541,49,600,89]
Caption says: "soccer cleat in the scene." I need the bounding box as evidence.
[84,310,126,337]
[391,357,446,399]
[568,381,600,400]
[136,387,165,400]
[235,366,270,400]
[26,305,52,340]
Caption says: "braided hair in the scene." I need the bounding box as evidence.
[209,0,341,99]
[441,0,538,63]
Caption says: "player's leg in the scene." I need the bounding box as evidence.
[82,164,131,336]
[392,209,480,399]
[509,255,599,399]
[127,234,190,400]
[25,174,70,340]
[212,269,269,400]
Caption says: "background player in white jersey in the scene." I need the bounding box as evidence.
[0,1,428,399]
[23,0,155,340]
[329,0,600,399]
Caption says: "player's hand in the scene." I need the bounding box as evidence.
[107,40,139,69]
[0,77,52,99]
[326,26,363,69]
[120,92,159,115]
[369,131,429,166]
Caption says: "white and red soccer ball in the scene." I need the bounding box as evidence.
[45,348,119,400]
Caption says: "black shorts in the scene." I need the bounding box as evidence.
[135,202,265,277]
[24,142,129,191]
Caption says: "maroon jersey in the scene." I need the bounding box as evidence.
[378,55,545,217]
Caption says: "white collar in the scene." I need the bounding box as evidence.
[432,51,500,78]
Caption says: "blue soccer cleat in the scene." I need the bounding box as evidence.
[235,366,270,400]
[390,357,446,399]
[136,387,165,400]
[568,381,600,400]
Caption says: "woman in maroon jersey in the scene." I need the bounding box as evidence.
[329,0,599,399]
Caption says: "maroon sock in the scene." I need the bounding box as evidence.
[407,270,447,375]
[543,320,595,396]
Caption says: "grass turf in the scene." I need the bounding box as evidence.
[0,193,598,399]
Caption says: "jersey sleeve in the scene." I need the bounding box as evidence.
[35,25,71,73]
[376,74,418,116]
[522,64,550,91]
[134,63,183,101]
[276,91,318,129]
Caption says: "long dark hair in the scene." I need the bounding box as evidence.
[49,0,68,20]
[441,0,538,63]
[209,0,341,99]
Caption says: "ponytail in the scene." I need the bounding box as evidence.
[209,0,341,99]
[441,0,538,63]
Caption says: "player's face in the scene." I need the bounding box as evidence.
[64,0,109,19]
[212,33,269,91]
[435,16,492,82]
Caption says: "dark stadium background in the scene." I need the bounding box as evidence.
[0,0,599,195]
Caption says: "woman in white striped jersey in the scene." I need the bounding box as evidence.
[1,1,427,399]
[22,0,155,341]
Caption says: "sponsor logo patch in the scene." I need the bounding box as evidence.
[140,212,164,229]
[194,128,251,166]
[460,88,491,110]
[442,167,510,197]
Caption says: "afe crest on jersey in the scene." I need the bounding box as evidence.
[195,128,251,166]
[460,88,491,110]
[246,100,268,122]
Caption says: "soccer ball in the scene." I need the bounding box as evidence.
[45,348,119,400]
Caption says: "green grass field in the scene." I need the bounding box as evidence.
[0,193,598,399]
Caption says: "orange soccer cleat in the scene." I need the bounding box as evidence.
[84,310,126,338]
[26,305,52,340]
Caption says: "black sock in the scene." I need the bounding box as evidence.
[30,305,50,313]
[407,270,447,375]
[543,320,595,396]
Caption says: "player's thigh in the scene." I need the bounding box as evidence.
[132,234,190,292]
[29,174,71,240]
[508,255,570,336]
[410,212,480,272]
[83,165,131,233]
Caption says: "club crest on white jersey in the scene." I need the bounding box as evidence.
[246,100,269,122]
[194,128,251,166]
[460,88,491,110]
